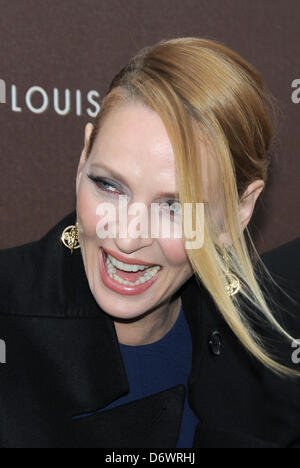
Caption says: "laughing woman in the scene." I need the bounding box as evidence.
[1,37,300,448]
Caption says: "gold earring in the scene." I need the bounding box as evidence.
[221,245,241,296]
[61,222,80,254]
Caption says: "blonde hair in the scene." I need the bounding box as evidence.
[88,37,299,379]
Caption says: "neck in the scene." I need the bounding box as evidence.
[114,296,182,346]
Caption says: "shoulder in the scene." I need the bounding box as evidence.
[258,238,300,369]
[0,211,79,317]
[0,239,41,314]
[259,237,300,318]
[252,240,300,440]
[260,237,300,290]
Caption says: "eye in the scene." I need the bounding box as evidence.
[163,201,182,217]
[88,175,122,195]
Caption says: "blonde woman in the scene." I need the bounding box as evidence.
[1,37,299,448]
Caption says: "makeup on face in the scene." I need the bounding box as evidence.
[76,103,194,318]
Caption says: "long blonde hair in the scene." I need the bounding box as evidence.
[88,37,299,379]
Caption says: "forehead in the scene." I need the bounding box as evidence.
[88,101,219,203]
[90,103,176,171]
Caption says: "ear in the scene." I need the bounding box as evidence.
[76,123,94,196]
[238,179,265,231]
[218,179,265,247]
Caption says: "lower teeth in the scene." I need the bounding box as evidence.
[105,256,160,286]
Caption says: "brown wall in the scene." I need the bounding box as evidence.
[0,0,299,253]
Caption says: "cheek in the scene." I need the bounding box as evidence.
[159,238,191,268]
[76,180,100,240]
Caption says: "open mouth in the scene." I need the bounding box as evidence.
[104,250,161,286]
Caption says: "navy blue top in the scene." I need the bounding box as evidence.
[74,305,199,448]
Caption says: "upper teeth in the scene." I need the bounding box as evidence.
[107,253,155,272]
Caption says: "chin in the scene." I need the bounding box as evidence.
[92,292,151,321]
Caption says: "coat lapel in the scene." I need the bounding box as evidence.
[68,385,186,448]
[2,210,130,418]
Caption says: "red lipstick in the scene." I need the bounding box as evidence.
[99,248,161,296]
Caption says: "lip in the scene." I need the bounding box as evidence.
[99,248,161,296]
[103,247,159,267]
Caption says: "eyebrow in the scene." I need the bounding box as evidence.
[89,162,180,199]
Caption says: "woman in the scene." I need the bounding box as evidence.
[1,37,300,448]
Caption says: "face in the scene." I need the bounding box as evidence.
[76,101,194,320]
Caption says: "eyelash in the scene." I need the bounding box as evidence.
[88,174,180,215]
[89,175,122,196]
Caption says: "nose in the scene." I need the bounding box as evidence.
[113,205,154,254]
[114,236,154,255]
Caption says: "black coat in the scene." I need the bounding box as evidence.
[1,210,300,448]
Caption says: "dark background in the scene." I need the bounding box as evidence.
[0,0,299,253]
